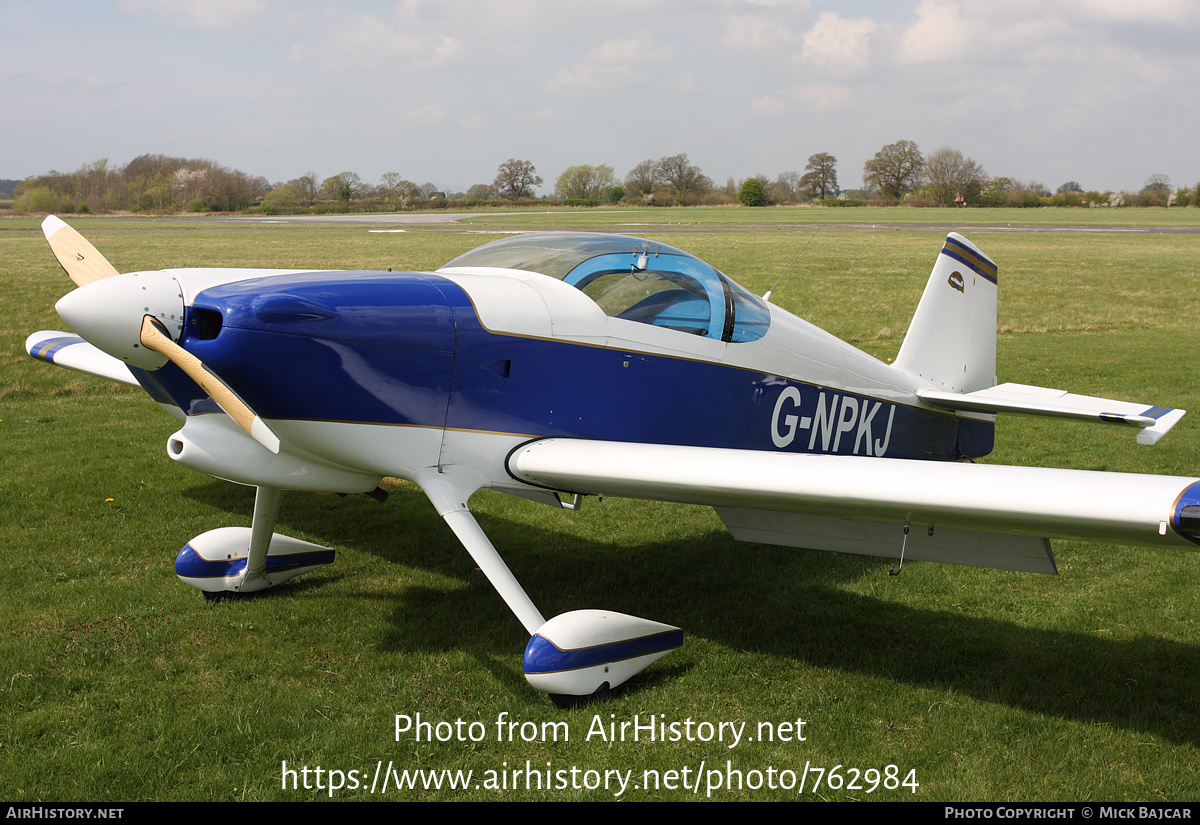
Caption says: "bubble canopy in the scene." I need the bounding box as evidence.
[442,233,770,343]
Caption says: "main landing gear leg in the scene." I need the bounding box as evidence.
[413,468,683,702]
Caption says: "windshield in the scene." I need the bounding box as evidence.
[442,233,769,342]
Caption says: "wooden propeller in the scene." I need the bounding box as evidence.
[42,215,121,287]
[138,315,281,454]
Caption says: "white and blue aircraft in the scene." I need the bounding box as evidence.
[25,217,1200,701]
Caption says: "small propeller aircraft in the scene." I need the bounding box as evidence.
[25,217,1200,702]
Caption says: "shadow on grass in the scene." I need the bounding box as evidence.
[182,479,1200,748]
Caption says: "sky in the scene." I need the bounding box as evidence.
[4,0,1199,195]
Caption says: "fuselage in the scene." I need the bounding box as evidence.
[125,235,992,494]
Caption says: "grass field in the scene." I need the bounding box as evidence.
[2,209,1199,801]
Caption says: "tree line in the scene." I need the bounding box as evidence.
[7,146,1196,215]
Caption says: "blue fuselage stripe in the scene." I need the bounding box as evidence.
[135,272,992,461]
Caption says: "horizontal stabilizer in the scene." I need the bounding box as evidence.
[25,330,139,387]
[919,382,1185,445]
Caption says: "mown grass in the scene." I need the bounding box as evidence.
[2,214,1199,800]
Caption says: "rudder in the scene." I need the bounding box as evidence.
[893,233,997,393]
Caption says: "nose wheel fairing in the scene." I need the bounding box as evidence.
[175,528,335,593]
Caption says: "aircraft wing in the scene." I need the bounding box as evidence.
[25,330,140,387]
[507,438,1200,576]
[918,382,1185,445]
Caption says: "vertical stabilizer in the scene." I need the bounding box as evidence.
[894,233,997,393]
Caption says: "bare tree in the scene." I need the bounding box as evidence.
[769,171,802,203]
[291,172,318,207]
[863,140,924,200]
[1145,173,1171,192]
[493,159,542,201]
[923,147,987,206]
[624,160,659,199]
[655,153,710,204]
[77,158,115,204]
[380,172,405,193]
[207,166,258,211]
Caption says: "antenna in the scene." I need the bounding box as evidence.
[763,227,820,303]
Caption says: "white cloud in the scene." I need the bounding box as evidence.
[119,0,267,30]
[586,36,665,64]
[799,11,877,72]
[673,72,696,92]
[721,14,797,51]
[791,82,853,109]
[1067,0,1199,25]
[408,104,448,124]
[896,0,981,65]
[750,95,785,116]
[548,63,648,93]
[550,35,666,93]
[283,13,461,72]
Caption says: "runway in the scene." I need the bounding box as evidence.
[118,210,1200,235]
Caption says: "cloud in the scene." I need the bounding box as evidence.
[750,95,785,116]
[548,63,648,93]
[119,0,267,30]
[586,36,667,64]
[282,9,462,72]
[721,14,797,51]
[549,35,664,93]
[1068,0,1199,25]
[799,12,878,72]
[791,82,853,110]
[896,0,981,65]
[408,104,449,124]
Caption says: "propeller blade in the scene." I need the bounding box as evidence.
[138,316,281,454]
[42,215,121,287]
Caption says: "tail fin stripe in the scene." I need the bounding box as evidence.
[942,237,998,283]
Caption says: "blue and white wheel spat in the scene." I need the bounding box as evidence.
[524,610,683,696]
